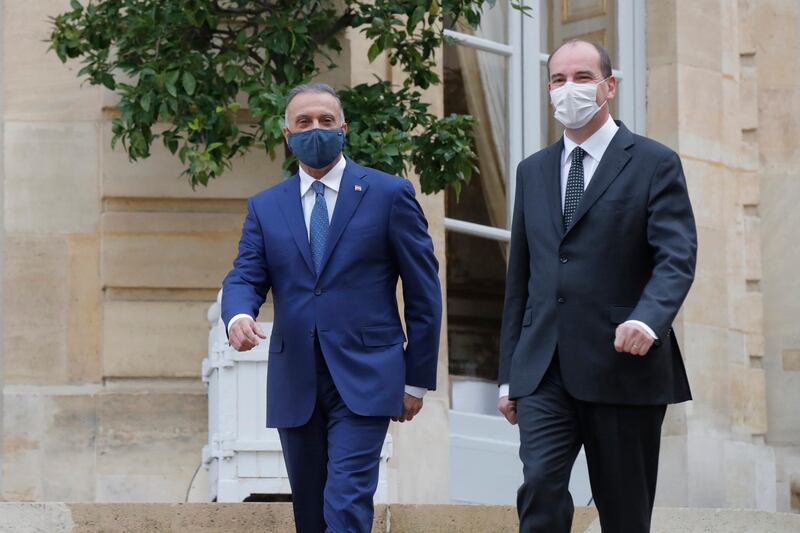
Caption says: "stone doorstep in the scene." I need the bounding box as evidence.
[0,503,798,533]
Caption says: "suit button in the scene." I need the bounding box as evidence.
[314,288,322,296]
[309,330,315,337]
[560,256,568,264]
[557,297,565,303]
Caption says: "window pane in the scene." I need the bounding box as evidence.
[445,232,506,381]
[444,43,509,227]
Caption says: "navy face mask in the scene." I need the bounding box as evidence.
[286,127,346,169]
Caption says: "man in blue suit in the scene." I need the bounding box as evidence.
[221,83,442,533]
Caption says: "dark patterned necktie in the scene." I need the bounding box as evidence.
[563,146,586,230]
[309,180,329,274]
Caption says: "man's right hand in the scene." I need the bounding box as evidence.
[498,396,518,425]
[229,317,266,352]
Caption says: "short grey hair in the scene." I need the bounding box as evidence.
[284,83,346,126]
[546,39,613,79]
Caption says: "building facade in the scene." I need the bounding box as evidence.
[1,0,798,512]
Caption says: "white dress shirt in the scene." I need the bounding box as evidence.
[499,116,656,399]
[228,157,427,399]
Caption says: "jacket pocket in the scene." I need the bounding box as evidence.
[608,306,635,325]
[268,334,284,353]
[522,307,533,327]
[361,325,406,347]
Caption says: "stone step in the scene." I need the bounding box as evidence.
[0,503,798,532]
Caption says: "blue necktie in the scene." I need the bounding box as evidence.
[309,180,329,275]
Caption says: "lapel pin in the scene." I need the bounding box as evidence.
[354,184,362,192]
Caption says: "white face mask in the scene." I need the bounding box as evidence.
[549,78,608,129]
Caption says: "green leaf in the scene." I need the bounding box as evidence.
[181,71,196,95]
[140,93,151,112]
[70,0,82,11]
[367,42,382,63]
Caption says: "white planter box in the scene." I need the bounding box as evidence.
[449,410,592,505]
[202,293,393,502]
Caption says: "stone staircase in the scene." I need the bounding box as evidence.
[0,503,798,532]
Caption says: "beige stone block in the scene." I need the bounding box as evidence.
[682,324,731,435]
[3,121,100,233]
[743,215,762,281]
[722,440,777,509]
[387,504,520,532]
[39,394,98,501]
[675,0,722,71]
[719,0,740,78]
[662,402,687,437]
[739,63,759,130]
[655,435,688,507]
[756,87,800,171]
[682,274,729,329]
[388,395,450,503]
[96,391,207,501]
[103,300,210,378]
[2,0,103,121]
[746,334,765,358]
[3,391,97,501]
[682,160,726,230]
[760,175,800,337]
[731,291,763,334]
[737,171,760,206]
[101,122,281,200]
[646,0,677,68]
[645,64,679,149]
[726,329,748,366]
[731,365,768,435]
[3,234,69,384]
[67,234,103,383]
[695,226,727,276]
[676,66,722,163]
[2,393,46,500]
[101,211,242,289]
[69,503,294,532]
[686,435,726,507]
[720,78,743,169]
[783,349,800,371]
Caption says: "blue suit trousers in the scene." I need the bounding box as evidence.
[278,338,390,533]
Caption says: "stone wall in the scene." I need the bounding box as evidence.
[0,0,450,502]
[647,0,799,512]
[743,0,800,513]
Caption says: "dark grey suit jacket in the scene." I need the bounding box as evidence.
[498,121,696,405]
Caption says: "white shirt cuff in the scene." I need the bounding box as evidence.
[227,314,253,334]
[499,383,510,398]
[624,320,658,339]
[404,385,427,398]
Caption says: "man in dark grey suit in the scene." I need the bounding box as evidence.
[497,40,697,532]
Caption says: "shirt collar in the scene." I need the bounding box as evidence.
[299,156,346,196]
[562,115,620,165]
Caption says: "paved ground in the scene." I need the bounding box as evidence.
[0,503,798,532]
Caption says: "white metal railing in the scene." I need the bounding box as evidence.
[444,217,511,241]
[443,29,514,56]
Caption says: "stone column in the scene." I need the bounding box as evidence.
[646,0,776,510]
[0,0,6,496]
[740,0,800,514]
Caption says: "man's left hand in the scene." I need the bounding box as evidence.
[392,393,423,423]
[614,322,655,356]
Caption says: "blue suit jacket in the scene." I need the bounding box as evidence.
[222,158,442,428]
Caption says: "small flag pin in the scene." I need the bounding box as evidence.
[354,184,362,192]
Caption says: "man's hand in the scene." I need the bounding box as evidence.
[614,322,655,356]
[498,396,518,425]
[229,317,266,352]
[392,393,423,423]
